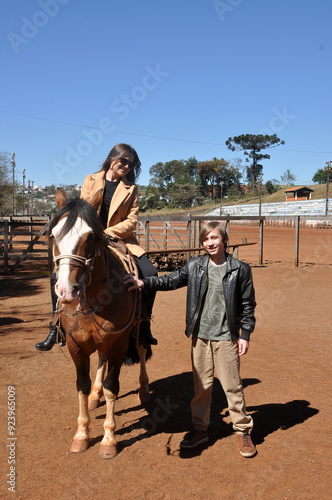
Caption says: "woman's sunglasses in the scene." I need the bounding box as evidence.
[119,157,134,169]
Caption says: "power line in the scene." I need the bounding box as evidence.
[1,109,332,155]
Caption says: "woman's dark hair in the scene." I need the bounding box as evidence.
[99,143,141,183]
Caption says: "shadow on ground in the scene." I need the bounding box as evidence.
[91,373,318,458]
[0,276,46,299]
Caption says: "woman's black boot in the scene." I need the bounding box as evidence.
[139,320,158,346]
[35,323,58,351]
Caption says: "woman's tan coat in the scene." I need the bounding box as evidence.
[81,170,144,257]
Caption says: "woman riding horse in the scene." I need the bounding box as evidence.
[35,143,158,350]
[48,188,151,457]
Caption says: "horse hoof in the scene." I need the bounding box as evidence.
[88,398,100,411]
[138,389,150,404]
[70,438,89,453]
[99,443,117,459]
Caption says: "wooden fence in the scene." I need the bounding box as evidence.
[1,214,331,275]
[0,216,50,275]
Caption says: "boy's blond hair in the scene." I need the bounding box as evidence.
[199,221,228,247]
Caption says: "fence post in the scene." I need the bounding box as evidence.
[163,222,167,250]
[145,220,150,252]
[9,216,13,250]
[187,216,192,261]
[29,216,33,243]
[195,220,200,255]
[259,218,264,265]
[4,220,9,274]
[295,216,300,267]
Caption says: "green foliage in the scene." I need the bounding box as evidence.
[197,157,242,199]
[147,155,243,209]
[0,151,13,215]
[312,168,329,184]
[280,169,296,185]
[149,157,199,193]
[265,180,279,194]
[139,185,164,212]
[168,183,203,208]
[226,134,285,189]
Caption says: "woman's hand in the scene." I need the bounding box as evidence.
[123,273,144,291]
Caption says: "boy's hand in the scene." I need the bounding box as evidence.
[238,339,249,356]
[123,273,144,291]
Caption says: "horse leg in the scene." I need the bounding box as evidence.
[70,353,91,453]
[99,364,121,459]
[88,352,107,410]
[138,345,150,403]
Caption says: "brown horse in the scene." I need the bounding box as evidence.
[50,189,150,458]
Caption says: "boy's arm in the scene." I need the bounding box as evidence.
[239,265,256,341]
[124,264,189,292]
[143,265,189,291]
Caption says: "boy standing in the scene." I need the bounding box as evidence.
[125,221,257,457]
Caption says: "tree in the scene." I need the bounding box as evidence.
[265,180,278,194]
[226,134,285,191]
[312,168,329,184]
[0,151,13,215]
[148,157,199,208]
[196,158,227,197]
[139,185,164,212]
[280,169,296,185]
[196,157,242,199]
[169,183,203,208]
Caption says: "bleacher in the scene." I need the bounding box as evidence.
[209,198,332,217]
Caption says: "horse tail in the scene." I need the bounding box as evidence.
[124,332,152,366]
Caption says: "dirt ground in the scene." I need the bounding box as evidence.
[1,225,332,500]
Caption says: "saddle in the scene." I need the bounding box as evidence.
[105,235,138,278]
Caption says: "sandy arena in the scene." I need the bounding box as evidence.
[1,225,332,499]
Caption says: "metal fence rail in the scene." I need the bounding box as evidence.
[0,217,50,275]
[1,214,332,274]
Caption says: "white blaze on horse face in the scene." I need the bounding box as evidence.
[53,217,93,302]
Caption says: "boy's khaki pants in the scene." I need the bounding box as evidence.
[191,337,253,433]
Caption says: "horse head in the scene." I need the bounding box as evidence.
[50,188,104,305]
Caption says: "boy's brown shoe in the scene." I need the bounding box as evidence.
[237,433,257,458]
[180,430,209,450]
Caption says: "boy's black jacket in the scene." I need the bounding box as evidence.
[143,252,256,343]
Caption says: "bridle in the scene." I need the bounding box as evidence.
[53,253,97,270]
[52,234,101,303]
[52,238,140,337]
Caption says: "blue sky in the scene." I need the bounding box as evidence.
[1,0,331,188]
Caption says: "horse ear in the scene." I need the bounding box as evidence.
[89,189,103,212]
[55,188,68,209]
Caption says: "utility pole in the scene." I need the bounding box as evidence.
[324,161,331,216]
[28,180,31,215]
[12,152,16,215]
[31,181,34,215]
[258,175,263,216]
[219,181,224,216]
[22,169,26,215]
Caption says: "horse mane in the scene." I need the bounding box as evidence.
[49,197,106,243]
